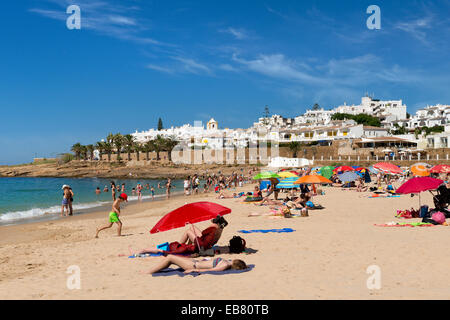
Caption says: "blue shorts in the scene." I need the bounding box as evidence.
[62,198,69,205]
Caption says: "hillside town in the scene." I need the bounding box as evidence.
[131,95,450,155]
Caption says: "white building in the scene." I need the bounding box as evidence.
[334,96,407,121]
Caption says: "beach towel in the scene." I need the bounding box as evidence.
[152,264,255,277]
[374,222,435,227]
[238,228,295,234]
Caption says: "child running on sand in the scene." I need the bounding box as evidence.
[95,193,128,238]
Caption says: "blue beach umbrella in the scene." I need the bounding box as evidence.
[338,171,360,183]
[276,177,298,189]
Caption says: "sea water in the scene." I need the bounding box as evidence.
[0,177,185,225]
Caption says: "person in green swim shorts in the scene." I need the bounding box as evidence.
[95,193,128,238]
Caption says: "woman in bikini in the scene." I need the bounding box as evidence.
[141,254,247,274]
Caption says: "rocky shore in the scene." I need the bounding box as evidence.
[0,161,258,179]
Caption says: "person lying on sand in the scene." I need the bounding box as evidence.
[216,192,243,199]
[140,254,247,274]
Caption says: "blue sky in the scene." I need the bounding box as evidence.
[0,0,449,164]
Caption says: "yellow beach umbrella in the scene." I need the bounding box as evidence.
[277,171,298,178]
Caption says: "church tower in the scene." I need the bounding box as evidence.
[207,118,218,130]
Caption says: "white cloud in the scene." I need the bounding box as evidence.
[146,64,174,74]
[171,57,212,75]
[29,0,166,46]
[395,16,432,44]
[232,53,324,84]
[220,27,249,40]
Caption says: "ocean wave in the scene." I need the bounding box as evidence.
[0,201,108,222]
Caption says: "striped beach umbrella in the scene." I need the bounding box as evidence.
[373,162,403,175]
[338,171,360,183]
[276,177,299,189]
[430,165,450,174]
[277,171,298,178]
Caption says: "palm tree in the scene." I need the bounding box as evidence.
[106,133,114,144]
[153,135,165,161]
[142,140,154,161]
[103,142,113,162]
[113,133,123,161]
[123,134,135,161]
[163,136,179,162]
[133,143,141,161]
[80,145,88,160]
[95,142,104,161]
[288,141,301,158]
[71,143,83,160]
[86,144,95,161]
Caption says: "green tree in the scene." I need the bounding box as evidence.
[312,103,320,111]
[113,133,124,161]
[86,144,94,160]
[103,141,113,162]
[71,143,83,160]
[288,141,301,158]
[95,141,104,161]
[133,143,141,161]
[153,135,165,160]
[142,140,154,161]
[80,145,88,160]
[123,134,135,161]
[331,113,381,127]
[163,136,179,162]
[158,118,163,131]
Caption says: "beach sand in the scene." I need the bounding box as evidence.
[1,185,450,300]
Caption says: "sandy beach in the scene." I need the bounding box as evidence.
[1,182,450,300]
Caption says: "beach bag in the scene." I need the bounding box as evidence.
[419,205,429,218]
[229,236,246,253]
[432,211,446,225]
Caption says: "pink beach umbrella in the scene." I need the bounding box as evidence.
[396,177,444,207]
[373,162,403,175]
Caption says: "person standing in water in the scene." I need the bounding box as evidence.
[111,181,116,201]
[61,185,71,217]
[95,193,128,238]
[68,187,74,216]
[150,186,155,200]
[166,178,172,199]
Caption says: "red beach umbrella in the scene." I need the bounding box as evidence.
[333,166,354,173]
[430,165,450,174]
[373,162,403,175]
[396,177,444,207]
[150,202,231,234]
[396,177,443,194]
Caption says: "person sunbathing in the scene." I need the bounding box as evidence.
[127,215,228,256]
[217,192,238,199]
[141,254,248,274]
[356,179,368,192]
[256,197,283,206]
